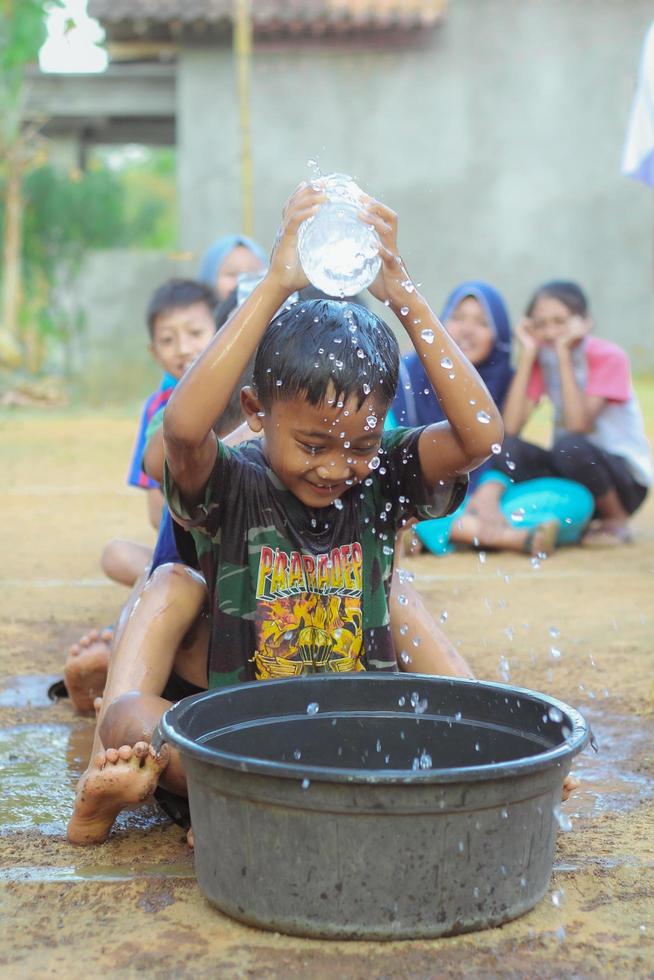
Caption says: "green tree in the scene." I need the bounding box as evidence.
[0,0,61,367]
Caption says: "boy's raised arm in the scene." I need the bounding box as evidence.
[362,200,504,487]
[164,184,325,505]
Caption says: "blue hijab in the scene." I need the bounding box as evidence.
[392,280,513,427]
[198,234,268,290]
[391,281,513,491]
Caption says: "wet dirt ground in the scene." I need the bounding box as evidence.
[1,407,653,978]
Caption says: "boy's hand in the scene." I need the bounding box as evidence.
[268,182,326,293]
[359,198,415,308]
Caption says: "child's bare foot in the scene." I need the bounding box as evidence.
[562,774,579,802]
[67,741,170,845]
[64,628,112,712]
[582,519,632,548]
[525,519,559,558]
[186,826,194,849]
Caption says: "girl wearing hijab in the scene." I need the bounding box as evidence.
[391,281,593,556]
[199,234,268,301]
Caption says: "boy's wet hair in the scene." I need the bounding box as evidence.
[526,280,589,318]
[146,278,218,338]
[252,299,399,411]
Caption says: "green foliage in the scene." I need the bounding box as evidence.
[0,0,53,72]
[0,158,175,372]
[91,148,177,248]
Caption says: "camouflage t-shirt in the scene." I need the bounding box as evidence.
[165,426,466,689]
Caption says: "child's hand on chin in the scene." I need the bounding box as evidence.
[555,314,590,352]
[514,316,539,356]
[268,182,326,293]
[359,198,415,308]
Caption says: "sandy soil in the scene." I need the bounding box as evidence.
[1,409,653,978]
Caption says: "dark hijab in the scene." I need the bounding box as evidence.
[392,280,513,427]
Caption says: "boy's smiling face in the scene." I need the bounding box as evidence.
[150,302,217,380]
[243,385,389,509]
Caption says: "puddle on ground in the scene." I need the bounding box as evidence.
[0,674,62,709]
[0,702,652,884]
[568,709,654,820]
[0,723,168,838]
[0,864,194,883]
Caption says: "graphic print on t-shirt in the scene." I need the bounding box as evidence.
[254,543,365,678]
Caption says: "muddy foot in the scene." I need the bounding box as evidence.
[67,741,170,845]
[64,628,112,712]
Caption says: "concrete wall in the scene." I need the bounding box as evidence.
[177,0,654,364]
[78,0,654,401]
[73,249,196,402]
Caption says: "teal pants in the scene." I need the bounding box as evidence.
[415,471,594,555]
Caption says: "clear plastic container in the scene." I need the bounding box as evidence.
[298,174,381,297]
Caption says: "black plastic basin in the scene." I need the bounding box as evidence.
[158,674,590,939]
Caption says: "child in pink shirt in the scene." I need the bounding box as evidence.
[496,281,651,545]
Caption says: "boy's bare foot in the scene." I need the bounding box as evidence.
[582,519,632,548]
[562,774,579,802]
[67,741,170,845]
[64,628,112,712]
[186,826,194,849]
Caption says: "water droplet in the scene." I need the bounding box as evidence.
[511,507,525,522]
[549,626,560,638]
[366,415,378,428]
[454,711,462,721]
[306,702,320,715]
[410,691,428,714]
[401,279,415,293]
[398,695,406,706]
[400,306,410,316]
[376,738,382,752]
[440,356,453,369]
[439,610,448,623]
[293,748,302,760]
[499,655,510,682]
[301,778,311,790]
[399,623,409,636]
[275,379,283,387]
[478,551,487,564]
[550,646,562,660]
[420,328,435,344]
[553,804,573,831]
[551,889,563,907]
[399,650,411,664]
[457,839,465,852]
[397,594,409,607]
[363,382,371,395]
[500,807,509,819]
[476,410,491,424]
[491,443,502,454]
[473,886,480,898]
[356,348,365,359]
[333,498,344,511]
[474,741,480,752]
[506,459,516,471]
[548,706,563,723]
[368,456,380,470]
[412,635,421,647]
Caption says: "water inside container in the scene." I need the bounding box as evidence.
[197,712,551,772]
